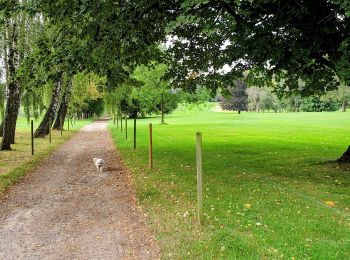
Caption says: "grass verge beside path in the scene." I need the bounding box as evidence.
[0,118,91,195]
[110,108,350,259]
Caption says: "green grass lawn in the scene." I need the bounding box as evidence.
[110,106,350,259]
[0,117,91,195]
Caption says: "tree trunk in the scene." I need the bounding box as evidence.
[9,48,22,144]
[341,101,347,112]
[53,76,72,130]
[9,84,21,144]
[10,8,28,144]
[238,110,241,114]
[1,19,20,151]
[336,145,350,163]
[0,31,9,138]
[0,84,17,150]
[34,75,63,138]
[0,121,3,137]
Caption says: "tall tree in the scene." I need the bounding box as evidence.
[1,13,21,150]
[52,75,72,130]
[165,0,350,162]
[324,85,350,112]
[132,63,178,123]
[35,0,350,162]
[33,73,63,137]
[0,0,42,148]
[221,81,248,114]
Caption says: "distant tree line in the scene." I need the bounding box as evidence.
[219,81,350,113]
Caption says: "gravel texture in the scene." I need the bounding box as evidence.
[0,120,159,260]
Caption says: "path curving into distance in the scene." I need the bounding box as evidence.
[0,119,159,259]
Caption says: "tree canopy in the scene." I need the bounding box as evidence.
[22,0,350,96]
[2,0,350,160]
[166,0,350,95]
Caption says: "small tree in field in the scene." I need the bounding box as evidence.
[220,81,248,114]
[323,85,350,112]
[132,63,180,123]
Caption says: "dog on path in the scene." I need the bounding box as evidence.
[93,158,105,172]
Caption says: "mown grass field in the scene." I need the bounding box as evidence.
[0,117,91,195]
[110,105,350,259]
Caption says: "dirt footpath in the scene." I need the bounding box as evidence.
[0,120,159,259]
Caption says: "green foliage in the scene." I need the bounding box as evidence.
[247,87,279,112]
[166,0,350,95]
[70,72,105,116]
[182,85,212,104]
[286,95,303,112]
[300,96,340,112]
[36,0,176,87]
[130,63,181,118]
[21,86,46,121]
[322,85,350,111]
[220,81,248,112]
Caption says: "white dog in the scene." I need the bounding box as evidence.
[93,158,105,172]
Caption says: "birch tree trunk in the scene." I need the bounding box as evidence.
[34,75,63,138]
[9,1,29,143]
[1,19,20,150]
[53,76,72,130]
[0,27,8,138]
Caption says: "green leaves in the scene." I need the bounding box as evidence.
[165,0,350,95]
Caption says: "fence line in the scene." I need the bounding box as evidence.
[224,161,350,218]
[114,123,350,218]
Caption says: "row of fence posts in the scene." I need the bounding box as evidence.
[114,114,137,150]
[112,115,203,225]
[30,113,88,156]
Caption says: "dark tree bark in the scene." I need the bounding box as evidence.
[1,20,20,151]
[336,146,350,164]
[0,121,3,137]
[1,86,17,150]
[34,75,63,138]
[9,11,27,144]
[53,76,72,130]
[9,85,21,144]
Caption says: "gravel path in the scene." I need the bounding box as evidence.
[0,120,159,259]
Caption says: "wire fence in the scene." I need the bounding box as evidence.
[223,160,350,218]
[114,123,350,219]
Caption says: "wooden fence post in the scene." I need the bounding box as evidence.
[121,114,123,132]
[133,116,136,149]
[149,123,153,169]
[125,115,128,139]
[31,120,34,155]
[49,117,52,143]
[196,132,203,225]
[60,116,63,136]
